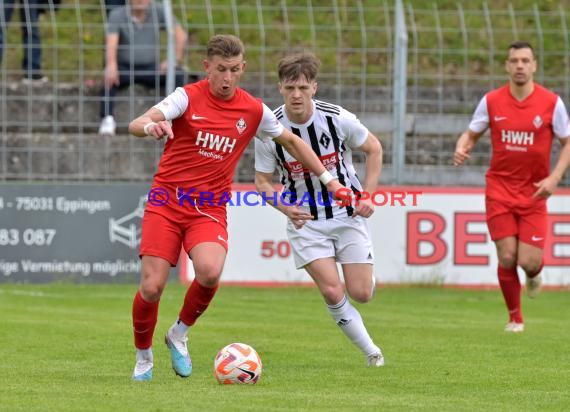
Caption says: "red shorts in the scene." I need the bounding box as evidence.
[140,203,228,267]
[485,197,547,249]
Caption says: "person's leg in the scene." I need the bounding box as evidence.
[133,209,183,380]
[0,0,16,65]
[98,83,118,135]
[334,216,383,364]
[98,66,127,135]
[305,258,383,366]
[517,242,543,278]
[517,205,547,298]
[21,0,43,76]
[487,201,523,331]
[343,263,375,304]
[99,85,118,118]
[305,257,345,305]
[177,214,228,329]
[131,255,171,380]
[495,236,523,328]
[134,63,161,88]
[518,242,544,299]
[182,241,226,316]
[165,242,226,378]
[342,264,383,366]
[165,211,228,377]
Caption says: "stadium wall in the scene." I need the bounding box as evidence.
[182,185,570,287]
[1,183,569,286]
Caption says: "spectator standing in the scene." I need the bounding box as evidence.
[0,0,48,83]
[99,0,188,136]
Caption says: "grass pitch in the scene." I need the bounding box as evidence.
[1,284,569,411]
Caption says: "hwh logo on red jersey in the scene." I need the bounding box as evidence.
[195,130,237,153]
[501,130,534,146]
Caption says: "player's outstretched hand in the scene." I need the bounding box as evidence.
[283,205,313,229]
[453,133,475,166]
[533,175,559,198]
[326,179,347,200]
[453,143,472,166]
[145,121,174,140]
[352,198,375,218]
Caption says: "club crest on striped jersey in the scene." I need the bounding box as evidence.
[533,115,543,129]
[319,132,331,149]
[236,118,247,134]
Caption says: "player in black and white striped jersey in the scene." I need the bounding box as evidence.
[255,52,385,367]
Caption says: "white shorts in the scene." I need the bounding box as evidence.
[286,215,374,269]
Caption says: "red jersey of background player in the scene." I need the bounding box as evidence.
[469,83,570,205]
[151,79,282,203]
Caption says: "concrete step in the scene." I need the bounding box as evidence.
[0,80,495,133]
[0,133,162,180]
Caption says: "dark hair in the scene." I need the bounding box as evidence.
[277,52,321,82]
[508,41,535,58]
[207,35,245,59]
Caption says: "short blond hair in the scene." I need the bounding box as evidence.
[207,34,245,59]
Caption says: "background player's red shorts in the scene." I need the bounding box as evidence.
[485,197,547,249]
[140,205,228,266]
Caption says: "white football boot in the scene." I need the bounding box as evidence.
[132,349,153,381]
[367,350,385,367]
[504,322,524,333]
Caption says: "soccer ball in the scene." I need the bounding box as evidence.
[214,343,262,385]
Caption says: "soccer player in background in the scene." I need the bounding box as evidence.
[254,52,385,366]
[127,35,347,380]
[454,41,570,333]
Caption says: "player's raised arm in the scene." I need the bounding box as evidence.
[129,87,188,140]
[128,107,173,140]
[273,128,346,196]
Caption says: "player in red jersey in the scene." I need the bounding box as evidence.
[454,41,570,333]
[126,34,346,380]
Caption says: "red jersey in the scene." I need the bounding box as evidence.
[154,80,264,201]
[472,84,563,205]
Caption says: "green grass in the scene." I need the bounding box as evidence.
[1,284,569,411]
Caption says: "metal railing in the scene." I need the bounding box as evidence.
[0,1,569,186]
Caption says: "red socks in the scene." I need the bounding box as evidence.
[132,281,218,349]
[132,291,159,349]
[497,266,523,323]
[179,280,219,326]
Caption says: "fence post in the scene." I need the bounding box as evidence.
[559,4,570,103]
[392,0,408,184]
[163,0,176,94]
[532,4,544,84]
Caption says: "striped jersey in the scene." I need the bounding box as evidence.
[255,99,369,219]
